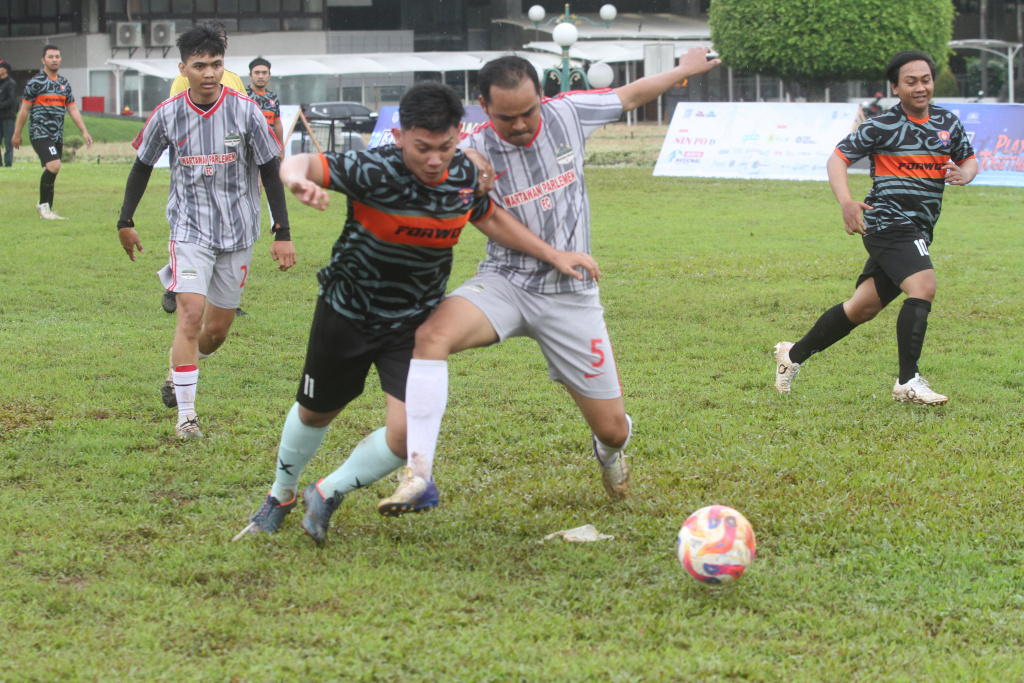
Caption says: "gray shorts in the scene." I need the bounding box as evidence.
[450,273,622,399]
[158,241,254,310]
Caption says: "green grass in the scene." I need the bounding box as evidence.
[1,161,1023,681]
[68,113,146,145]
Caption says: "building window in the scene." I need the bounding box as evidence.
[0,0,83,36]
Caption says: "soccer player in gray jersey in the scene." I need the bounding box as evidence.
[383,50,721,514]
[116,22,296,440]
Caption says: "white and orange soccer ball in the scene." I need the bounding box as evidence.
[677,505,756,584]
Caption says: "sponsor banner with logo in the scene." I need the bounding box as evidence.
[937,102,1024,187]
[368,105,491,149]
[653,102,860,181]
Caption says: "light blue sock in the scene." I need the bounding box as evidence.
[270,403,328,502]
[319,427,405,498]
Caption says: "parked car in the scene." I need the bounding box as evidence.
[301,101,379,133]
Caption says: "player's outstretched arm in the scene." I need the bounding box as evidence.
[826,152,873,236]
[943,157,978,186]
[614,47,721,114]
[66,102,93,148]
[473,206,600,282]
[116,158,155,261]
[280,153,330,210]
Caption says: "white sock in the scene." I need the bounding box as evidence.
[405,359,448,480]
[198,351,214,360]
[173,365,199,420]
[594,414,632,465]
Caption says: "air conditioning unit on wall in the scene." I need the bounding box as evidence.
[112,22,143,49]
[147,21,176,47]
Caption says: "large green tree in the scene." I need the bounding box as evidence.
[709,0,955,98]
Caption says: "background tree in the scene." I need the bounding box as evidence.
[709,0,955,100]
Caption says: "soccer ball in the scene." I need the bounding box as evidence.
[677,505,756,584]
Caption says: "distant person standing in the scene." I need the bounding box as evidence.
[0,60,17,167]
[245,57,284,159]
[11,45,92,219]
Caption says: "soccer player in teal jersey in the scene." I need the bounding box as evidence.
[775,50,977,405]
[234,81,599,545]
[11,45,92,219]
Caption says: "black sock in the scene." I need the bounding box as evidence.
[40,169,57,206]
[896,297,931,384]
[789,303,858,364]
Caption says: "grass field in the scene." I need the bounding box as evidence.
[1,142,1023,681]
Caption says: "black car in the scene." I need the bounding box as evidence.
[301,101,379,133]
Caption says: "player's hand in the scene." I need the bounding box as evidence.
[84,133,93,148]
[11,133,20,149]
[550,250,600,282]
[270,240,297,271]
[118,228,144,261]
[943,160,966,185]
[285,177,329,210]
[463,148,496,196]
[840,199,872,235]
[679,47,721,77]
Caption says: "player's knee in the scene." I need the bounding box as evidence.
[46,160,61,174]
[594,415,630,450]
[413,320,455,357]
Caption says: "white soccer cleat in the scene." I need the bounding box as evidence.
[175,413,204,440]
[774,341,800,394]
[892,374,948,405]
[37,202,66,220]
[593,437,630,500]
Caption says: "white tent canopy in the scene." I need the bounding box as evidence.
[524,39,712,64]
[106,51,571,81]
[495,12,711,41]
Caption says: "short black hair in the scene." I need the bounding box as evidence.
[0,60,12,72]
[42,44,60,57]
[398,81,464,133]
[176,22,227,63]
[886,51,937,86]
[249,57,271,73]
[478,55,541,103]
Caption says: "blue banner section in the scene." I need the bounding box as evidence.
[368,105,491,149]
[938,102,1024,187]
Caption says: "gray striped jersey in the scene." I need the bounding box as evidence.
[462,90,622,294]
[133,87,281,251]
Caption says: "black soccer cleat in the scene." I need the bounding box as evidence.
[161,380,177,408]
[235,492,297,540]
[235,307,248,317]
[300,482,343,545]
[161,289,177,313]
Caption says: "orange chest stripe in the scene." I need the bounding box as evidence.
[34,94,67,107]
[874,153,949,178]
[262,110,275,126]
[353,202,471,248]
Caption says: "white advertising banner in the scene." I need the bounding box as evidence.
[653,102,861,181]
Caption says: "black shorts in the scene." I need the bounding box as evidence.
[856,229,934,307]
[31,137,62,165]
[295,296,424,413]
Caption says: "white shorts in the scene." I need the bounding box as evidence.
[449,273,622,400]
[158,241,254,310]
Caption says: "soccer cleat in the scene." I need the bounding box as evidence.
[300,481,343,545]
[161,348,177,408]
[37,202,66,220]
[892,374,948,406]
[161,289,177,313]
[594,436,630,499]
[232,492,298,540]
[175,413,203,440]
[377,466,439,517]
[235,307,248,317]
[774,341,801,394]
